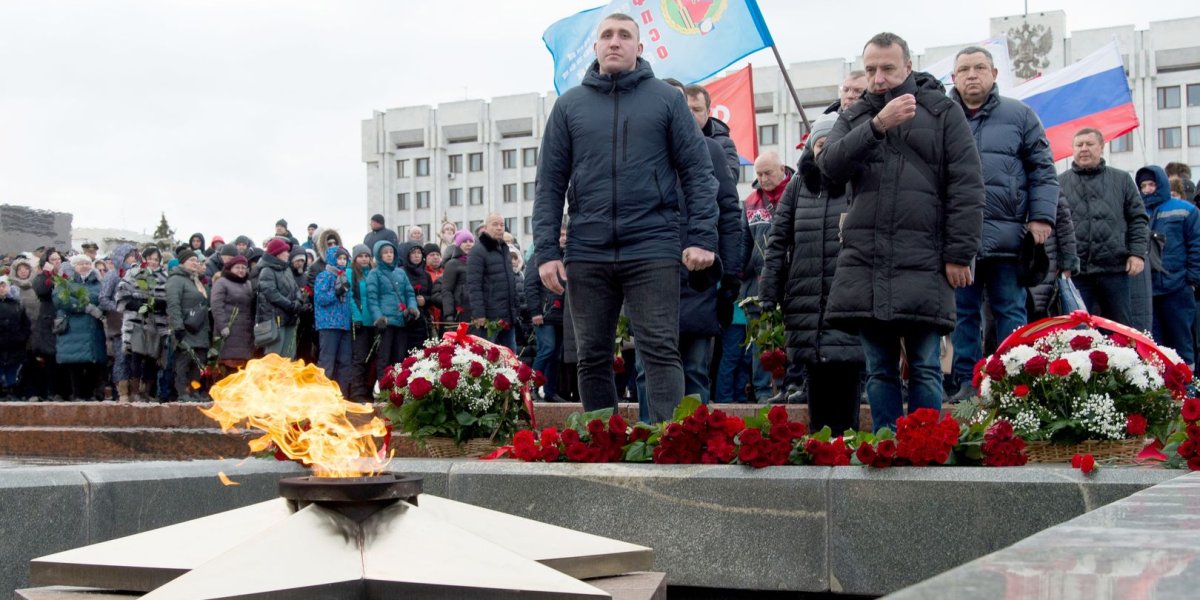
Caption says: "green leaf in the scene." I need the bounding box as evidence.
[874,428,895,441]
[811,426,833,443]
[456,412,478,426]
[672,395,702,422]
[622,441,653,462]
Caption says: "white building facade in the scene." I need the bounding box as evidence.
[363,12,1200,248]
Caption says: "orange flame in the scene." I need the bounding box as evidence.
[201,354,391,478]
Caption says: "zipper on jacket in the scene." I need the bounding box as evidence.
[611,82,621,260]
[623,117,629,163]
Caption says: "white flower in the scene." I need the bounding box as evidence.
[1106,347,1141,372]
[1071,393,1126,440]
[1160,346,1184,366]
[1002,345,1040,376]
[1013,409,1040,436]
[1063,351,1093,382]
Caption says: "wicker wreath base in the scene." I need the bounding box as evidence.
[1025,439,1147,464]
[420,437,499,459]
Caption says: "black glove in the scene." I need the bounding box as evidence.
[373,316,388,329]
[716,275,740,330]
[335,280,349,299]
[760,299,778,314]
[173,329,185,342]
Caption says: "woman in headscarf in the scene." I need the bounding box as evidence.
[29,248,66,399]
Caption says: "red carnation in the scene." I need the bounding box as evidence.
[398,303,407,312]
[402,356,418,369]
[560,428,580,446]
[1126,413,1147,436]
[1072,453,1096,475]
[1089,350,1109,372]
[985,358,1006,381]
[493,373,512,391]
[1013,384,1030,398]
[613,355,626,373]
[468,361,485,378]
[552,299,562,309]
[408,377,433,399]
[856,442,877,466]
[439,370,460,391]
[455,305,464,313]
[1069,335,1093,351]
[1182,398,1200,422]
[1048,358,1072,377]
[1024,355,1048,376]
[499,319,511,331]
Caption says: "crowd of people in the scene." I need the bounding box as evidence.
[3,16,1199,434]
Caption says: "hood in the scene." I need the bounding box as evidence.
[372,240,397,271]
[822,98,841,115]
[703,116,732,140]
[189,232,205,249]
[324,245,349,270]
[288,248,308,273]
[581,56,656,94]
[111,244,137,268]
[260,252,288,272]
[312,227,343,255]
[399,241,425,271]
[9,257,35,287]
[1137,165,1173,209]
[479,231,506,252]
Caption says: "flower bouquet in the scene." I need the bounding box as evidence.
[966,311,1188,462]
[378,323,537,457]
[740,297,787,382]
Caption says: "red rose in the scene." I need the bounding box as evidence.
[552,299,562,309]
[608,413,627,434]
[971,358,987,390]
[876,439,897,458]
[565,441,589,462]
[533,370,546,387]
[985,358,1006,381]
[408,377,433,399]
[1089,350,1109,372]
[1069,335,1093,351]
[1048,358,1072,377]
[379,368,395,390]
[402,356,418,369]
[485,346,501,363]
[438,352,454,370]
[1126,413,1148,436]
[499,319,511,330]
[1182,398,1200,422]
[612,355,625,373]
[517,363,534,383]
[1166,363,1193,397]
[469,344,485,356]
[771,366,786,380]
[856,442,878,466]
[398,303,407,312]
[440,370,460,390]
[1024,355,1048,376]
[1013,384,1030,398]
[468,361,485,378]
[395,368,411,389]
[768,405,789,425]
[629,427,650,443]
[455,305,464,313]
[493,373,512,392]
[389,390,404,406]
[1109,333,1132,347]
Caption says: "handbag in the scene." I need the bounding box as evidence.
[253,317,280,348]
[1148,209,1166,273]
[184,305,208,334]
[131,325,163,357]
[1056,274,1087,315]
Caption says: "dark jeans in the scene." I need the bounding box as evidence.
[1074,272,1133,328]
[1154,287,1196,367]
[533,323,563,400]
[951,258,1027,388]
[173,346,205,399]
[806,361,862,433]
[349,324,375,402]
[635,334,712,422]
[860,322,943,433]
[66,363,102,400]
[567,260,681,424]
[318,329,353,397]
[715,324,751,403]
[375,325,408,380]
[404,319,429,356]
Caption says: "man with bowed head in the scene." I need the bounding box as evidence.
[817,32,984,432]
[533,12,719,423]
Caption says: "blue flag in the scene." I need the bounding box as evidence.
[543,0,774,94]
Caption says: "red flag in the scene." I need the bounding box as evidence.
[704,65,757,166]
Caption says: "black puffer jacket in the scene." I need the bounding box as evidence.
[818,71,984,333]
[467,232,518,323]
[951,85,1058,258]
[679,136,743,336]
[761,150,862,365]
[0,296,30,367]
[1028,193,1080,317]
[440,246,470,322]
[533,57,718,266]
[703,117,741,180]
[255,253,300,327]
[1058,160,1149,275]
[400,242,434,323]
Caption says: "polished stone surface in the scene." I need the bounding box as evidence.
[884,471,1200,599]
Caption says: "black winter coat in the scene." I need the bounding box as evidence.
[467,233,518,323]
[703,117,741,180]
[818,71,985,333]
[761,151,863,365]
[1058,160,1149,275]
[440,247,470,322]
[533,57,718,267]
[523,255,564,326]
[0,296,30,367]
[30,272,57,356]
[1028,193,1080,316]
[679,136,743,336]
[255,254,300,327]
[951,86,1059,258]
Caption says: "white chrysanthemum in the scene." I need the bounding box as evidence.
[980,377,993,399]
[1002,345,1040,376]
[1072,393,1126,440]
[1106,347,1141,372]
[1063,351,1093,382]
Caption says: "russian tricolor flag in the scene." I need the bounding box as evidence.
[1011,41,1139,160]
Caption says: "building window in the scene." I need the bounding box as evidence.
[1189,83,1200,107]
[503,184,517,203]
[469,186,484,205]
[396,159,408,178]
[759,124,778,146]
[449,188,462,207]
[448,154,463,173]
[502,149,516,169]
[1109,133,1132,153]
[416,191,431,209]
[469,219,483,233]
[523,147,538,167]
[1159,127,1182,149]
[418,224,430,241]
[396,193,409,210]
[415,157,430,176]
[503,217,515,234]
[469,152,483,172]
[523,182,536,201]
[523,216,534,235]
[1189,125,1200,148]
[1158,86,1181,109]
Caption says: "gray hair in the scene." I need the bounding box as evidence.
[955,46,994,68]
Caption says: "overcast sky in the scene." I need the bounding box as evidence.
[1,0,1196,244]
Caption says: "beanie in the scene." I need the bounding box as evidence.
[453,230,475,246]
[176,248,197,264]
[371,214,385,225]
[805,113,839,152]
[265,238,290,257]
[220,244,239,257]
[352,244,371,258]
[423,243,441,256]
[225,255,248,270]
[276,218,288,228]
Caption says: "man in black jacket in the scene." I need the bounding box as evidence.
[818,32,984,432]
[533,13,719,423]
[1059,128,1148,327]
[469,214,519,350]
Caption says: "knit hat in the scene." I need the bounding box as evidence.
[211,235,225,244]
[220,244,239,257]
[225,255,248,270]
[1136,170,1156,186]
[352,244,371,258]
[308,223,319,230]
[371,214,385,225]
[176,248,197,264]
[453,230,475,246]
[0,275,9,285]
[265,238,290,257]
[805,113,839,152]
[422,243,441,256]
[276,218,288,228]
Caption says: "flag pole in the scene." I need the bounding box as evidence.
[770,44,811,131]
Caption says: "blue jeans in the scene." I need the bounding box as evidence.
[635,334,712,422]
[951,258,1027,388]
[567,260,681,423]
[860,323,943,433]
[318,329,353,397]
[533,323,562,400]
[1074,272,1133,328]
[1154,287,1196,367]
[715,325,751,403]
